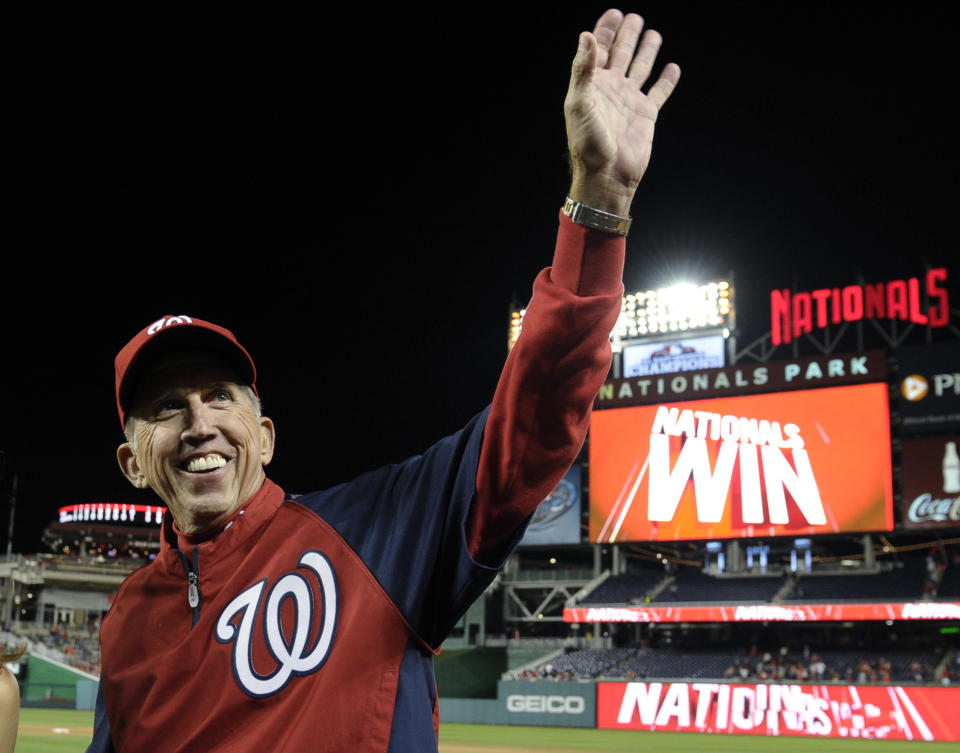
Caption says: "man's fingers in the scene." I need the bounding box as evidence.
[627,29,663,87]
[591,8,623,69]
[606,13,644,73]
[646,62,681,110]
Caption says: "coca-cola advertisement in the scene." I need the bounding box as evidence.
[901,437,960,529]
[598,681,960,741]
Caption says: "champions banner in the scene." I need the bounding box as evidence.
[564,602,960,624]
[589,383,893,543]
[598,682,960,741]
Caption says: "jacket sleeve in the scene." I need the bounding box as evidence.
[85,681,115,753]
[302,213,624,646]
[467,211,625,563]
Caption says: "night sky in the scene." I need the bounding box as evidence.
[1,3,956,551]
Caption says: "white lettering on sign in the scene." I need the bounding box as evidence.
[647,407,826,526]
[907,494,960,523]
[505,695,586,714]
[584,607,651,622]
[933,373,960,396]
[617,682,662,725]
[614,682,833,735]
[733,605,808,622]
[901,602,960,619]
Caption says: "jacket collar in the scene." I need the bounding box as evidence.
[157,477,286,566]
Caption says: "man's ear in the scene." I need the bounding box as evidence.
[117,443,149,489]
[259,416,276,467]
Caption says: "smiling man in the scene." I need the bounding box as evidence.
[87,10,679,752]
[116,347,275,536]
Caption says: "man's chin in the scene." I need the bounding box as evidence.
[172,495,241,535]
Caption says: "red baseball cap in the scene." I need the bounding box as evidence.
[115,315,258,428]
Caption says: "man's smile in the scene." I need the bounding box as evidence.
[181,453,230,473]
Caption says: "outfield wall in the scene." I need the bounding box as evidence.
[600,681,960,742]
[440,680,595,727]
[441,680,960,741]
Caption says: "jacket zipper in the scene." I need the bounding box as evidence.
[177,547,202,627]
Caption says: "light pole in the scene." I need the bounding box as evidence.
[4,475,16,558]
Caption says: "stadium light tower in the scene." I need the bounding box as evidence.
[507,276,736,373]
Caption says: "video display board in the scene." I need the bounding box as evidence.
[897,341,960,435]
[622,334,725,377]
[518,465,581,546]
[564,602,960,624]
[901,436,960,528]
[598,682,960,741]
[59,503,165,527]
[589,383,893,543]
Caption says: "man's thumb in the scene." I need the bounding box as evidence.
[570,32,597,89]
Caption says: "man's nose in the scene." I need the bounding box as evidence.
[181,396,216,441]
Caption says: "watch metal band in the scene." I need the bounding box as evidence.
[561,196,632,236]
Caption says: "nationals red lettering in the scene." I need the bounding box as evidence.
[771,269,949,345]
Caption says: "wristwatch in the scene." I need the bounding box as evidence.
[561,196,632,236]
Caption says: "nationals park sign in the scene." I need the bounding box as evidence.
[595,351,885,408]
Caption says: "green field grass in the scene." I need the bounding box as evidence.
[439,723,960,753]
[15,711,960,752]
[16,708,93,753]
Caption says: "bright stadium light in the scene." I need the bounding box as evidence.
[610,279,734,353]
[507,308,526,351]
[508,279,733,353]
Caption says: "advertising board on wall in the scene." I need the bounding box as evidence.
[901,436,960,528]
[897,341,960,435]
[596,351,885,408]
[59,503,165,527]
[589,383,894,543]
[598,681,960,741]
[498,680,595,728]
[564,602,960,624]
[622,335,725,378]
[518,466,582,546]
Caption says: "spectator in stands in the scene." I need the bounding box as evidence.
[810,654,826,680]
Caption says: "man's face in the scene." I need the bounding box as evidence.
[117,353,275,535]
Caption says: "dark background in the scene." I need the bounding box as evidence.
[1,3,956,551]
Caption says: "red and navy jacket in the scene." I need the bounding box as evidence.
[87,214,625,753]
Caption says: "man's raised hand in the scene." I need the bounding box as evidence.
[564,9,680,217]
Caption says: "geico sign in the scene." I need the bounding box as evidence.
[648,406,825,526]
[505,694,586,714]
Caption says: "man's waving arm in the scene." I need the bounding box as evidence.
[468,9,680,562]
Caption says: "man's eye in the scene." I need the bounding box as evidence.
[153,400,180,415]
